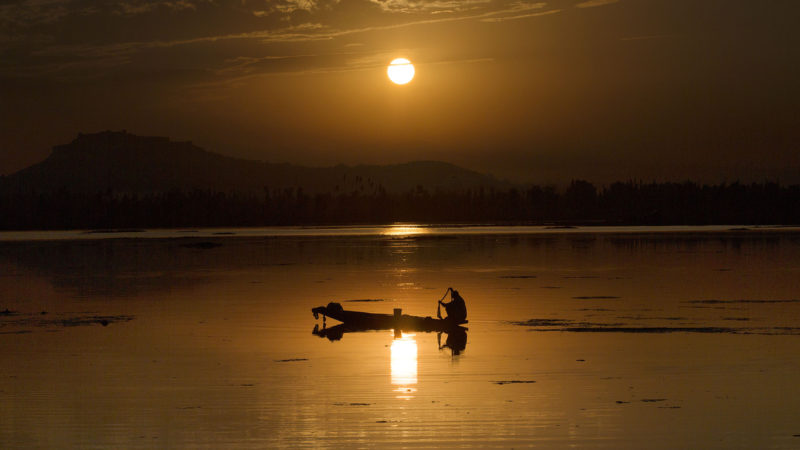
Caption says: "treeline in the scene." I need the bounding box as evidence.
[1,180,799,230]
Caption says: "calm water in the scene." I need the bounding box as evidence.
[1,226,800,448]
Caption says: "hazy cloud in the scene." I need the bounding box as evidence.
[0,0,563,81]
[480,8,559,23]
[114,1,205,16]
[575,0,618,8]
[369,0,491,14]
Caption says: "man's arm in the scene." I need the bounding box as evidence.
[438,287,453,305]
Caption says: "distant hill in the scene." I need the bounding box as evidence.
[1,131,506,195]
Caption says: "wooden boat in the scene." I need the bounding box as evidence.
[312,302,468,353]
[311,302,466,333]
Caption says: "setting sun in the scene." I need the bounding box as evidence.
[387,58,415,85]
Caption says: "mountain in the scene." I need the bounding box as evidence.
[1,131,506,195]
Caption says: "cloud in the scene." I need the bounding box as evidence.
[114,1,204,16]
[259,0,318,15]
[199,50,495,91]
[369,0,491,14]
[0,0,562,82]
[0,0,73,27]
[575,0,619,8]
[480,8,560,23]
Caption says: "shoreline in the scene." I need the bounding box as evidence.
[2,224,800,242]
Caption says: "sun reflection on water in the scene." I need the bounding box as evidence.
[383,225,428,237]
[390,332,418,399]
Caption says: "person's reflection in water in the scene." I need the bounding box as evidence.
[312,323,344,341]
[438,326,467,356]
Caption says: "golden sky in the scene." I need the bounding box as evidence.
[1,0,799,182]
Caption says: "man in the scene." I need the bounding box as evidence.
[438,287,467,323]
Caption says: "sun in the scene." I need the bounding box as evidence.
[387,58,415,85]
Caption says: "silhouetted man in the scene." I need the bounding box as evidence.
[439,287,467,323]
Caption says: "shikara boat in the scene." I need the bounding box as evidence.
[311,302,466,333]
[311,302,468,353]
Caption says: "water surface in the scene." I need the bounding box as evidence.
[1,227,799,448]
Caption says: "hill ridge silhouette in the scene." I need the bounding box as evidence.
[4,130,504,195]
[2,131,799,230]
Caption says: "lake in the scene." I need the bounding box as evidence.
[2,226,800,448]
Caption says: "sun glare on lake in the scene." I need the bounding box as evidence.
[383,224,427,237]
[387,58,415,85]
[391,332,418,398]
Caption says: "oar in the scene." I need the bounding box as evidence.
[436,287,450,319]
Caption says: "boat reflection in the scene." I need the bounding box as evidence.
[312,324,466,399]
[312,323,467,357]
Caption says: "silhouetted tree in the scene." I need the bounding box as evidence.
[1,179,799,230]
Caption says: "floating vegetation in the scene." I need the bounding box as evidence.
[509,318,574,327]
[274,358,308,362]
[683,305,730,310]
[540,326,740,334]
[767,327,800,334]
[492,380,536,385]
[686,299,800,304]
[58,315,133,327]
[616,316,686,321]
[507,316,800,334]
[83,229,145,234]
[0,312,134,330]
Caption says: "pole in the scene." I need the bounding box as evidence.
[437,287,450,319]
